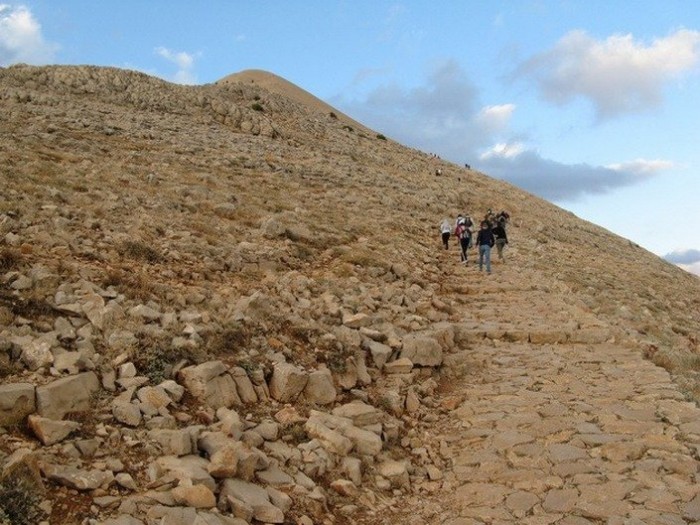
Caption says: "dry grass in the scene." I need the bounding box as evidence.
[0,248,22,272]
[120,240,164,263]
[100,268,161,302]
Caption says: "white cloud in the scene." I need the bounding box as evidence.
[515,29,700,120]
[606,158,675,175]
[155,46,198,85]
[665,248,700,265]
[333,60,663,202]
[678,262,700,277]
[477,148,658,202]
[480,141,525,160]
[0,4,57,65]
[476,103,515,134]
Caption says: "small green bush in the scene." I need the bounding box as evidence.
[376,134,387,140]
[251,103,264,112]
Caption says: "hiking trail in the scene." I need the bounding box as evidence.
[371,247,700,525]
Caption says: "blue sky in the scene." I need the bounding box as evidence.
[2,1,700,274]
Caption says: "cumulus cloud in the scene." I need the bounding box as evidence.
[477,146,660,202]
[606,158,675,174]
[475,104,515,135]
[334,59,670,202]
[155,46,198,85]
[0,4,57,65]
[664,249,700,265]
[334,60,490,159]
[514,29,700,120]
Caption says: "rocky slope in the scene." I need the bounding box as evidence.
[0,64,699,525]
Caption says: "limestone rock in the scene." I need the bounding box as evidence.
[178,361,240,409]
[171,481,216,508]
[0,383,36,426]
[400,334,443,367]
[220,478,285,524]
[303,367,337,405]
[269,362,308,402]
[36,371,100,419]
[27,414,80,445]
[377,459,409,488]
[42,463,114,491]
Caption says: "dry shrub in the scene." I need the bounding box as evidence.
[0,459,45,525]
[0,248,22,272]
[130,334,207,384]
[101,268,158,301]
[120,240,163,263]
[205,323,252,355]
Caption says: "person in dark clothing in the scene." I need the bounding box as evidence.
[492,220,508,262]
[475,221,495,274]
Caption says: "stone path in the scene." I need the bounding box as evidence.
[420,253,700,524]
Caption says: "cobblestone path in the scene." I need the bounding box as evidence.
[436,261,700,525]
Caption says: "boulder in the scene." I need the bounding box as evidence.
[377,459,410,488]
[400,334,443,366]
[269,362,308,402]
[27,415,80,445]
[178,361,240,409]
[0,383,35,426]
[42,464,114,491]
[152,455,216,492]
[220,479,285,524]
[149,429,193,456]
[171,481,216,508]
[303,367,337,405]
[36,371,100,419]
[230,366,258,403]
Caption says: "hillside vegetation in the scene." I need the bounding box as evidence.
[1,64,699,525]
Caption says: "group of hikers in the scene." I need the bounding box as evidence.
[440,209,509,274]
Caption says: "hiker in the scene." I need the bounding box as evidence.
[484,208,496,227]
[492,220,508,262]
[439,218,452,250]
[475,221,495,274]
[496,210,510,225]
[455,217,472,264]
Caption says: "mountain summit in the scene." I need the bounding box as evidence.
[1,64,699,524]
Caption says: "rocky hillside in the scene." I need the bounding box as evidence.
[0,64,699,525]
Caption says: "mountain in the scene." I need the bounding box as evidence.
[1,64,699,525]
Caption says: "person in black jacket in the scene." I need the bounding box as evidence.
[492,220,508,262]
[475,221,495,274]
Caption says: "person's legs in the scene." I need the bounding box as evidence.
[484,245,491,273]
[496,239,505,260]
[442,232,450,249]
[479,245,485,270]
[460,238,469,262]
